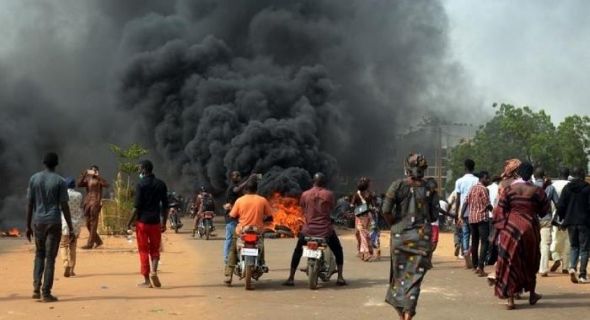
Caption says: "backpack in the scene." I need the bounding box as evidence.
[202,193,215,212]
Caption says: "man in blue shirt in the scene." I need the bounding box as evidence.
[534,167,559,276]
[455,159,479,267]
[127,160,169,288]
[26,152,74,302]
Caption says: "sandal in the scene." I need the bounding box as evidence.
[336,279,348,286]
[282,280,294,287]
[529,293,542,305]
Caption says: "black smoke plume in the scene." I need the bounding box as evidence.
[0,0,476,228]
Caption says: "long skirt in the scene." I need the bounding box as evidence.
[385,225,432,317]
[355,214,373,261]
[494,213,540,299]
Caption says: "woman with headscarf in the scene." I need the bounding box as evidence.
[350,177,376,261]
[381,154,439,320]
[492,162,549,310]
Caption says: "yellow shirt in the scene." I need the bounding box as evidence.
[229,194,273,234]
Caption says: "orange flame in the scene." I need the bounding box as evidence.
[265,193,304,237]
[1,228,21,237]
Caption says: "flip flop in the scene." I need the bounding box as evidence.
[281,280,294,287]
[336,279,348,286]
[150,272,161,288]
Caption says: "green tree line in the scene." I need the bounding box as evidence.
[446,103,590,190]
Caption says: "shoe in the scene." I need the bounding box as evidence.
[64,266,71,278]
[32,292,41,299]
[150,272,161,288]
[80,245,93,250]
[475,268,488,277]
[579,277,589,284]
[42,294,58,302]
[94,241,103,248]
[454,244,460,257]
[458,253,464,260]
[539,272,548,277]
[562,270,569,274]
[550,260,561,272]
[569,269,579,284]
[464,250,473,269]
[224,275,232,286]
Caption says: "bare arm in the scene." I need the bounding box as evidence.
[127,208,138,229]
[26,200,34,242]
[77,173,88,188]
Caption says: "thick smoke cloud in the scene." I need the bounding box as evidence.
[0,0,477,228]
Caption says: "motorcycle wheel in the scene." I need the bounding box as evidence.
[308,259,318,290]
[174,218,179,233]
[244,265,253,290]
[205,219,211,240]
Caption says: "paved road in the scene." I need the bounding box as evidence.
[187,218,590,320]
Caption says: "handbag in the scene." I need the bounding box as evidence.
[354,191,370,216]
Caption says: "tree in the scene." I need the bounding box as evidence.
[555,115,590,170]
[446,103,589,190]
[100,143,149,235]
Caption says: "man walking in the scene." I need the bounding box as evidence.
[455,159,479,267]
[282,173,346,286]
[26,152,74,302]
[127,160,169,288]
[534,167,559,276]
[549,167,571,274]
[461,171,492,276]
[77,165,109,249]
[60,177,84,277]
[557,167,590,283]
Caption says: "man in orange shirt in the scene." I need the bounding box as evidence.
[224,179,273,286]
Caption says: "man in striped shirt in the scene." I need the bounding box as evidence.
[461,171,493,276]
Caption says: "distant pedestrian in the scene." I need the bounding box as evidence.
[26,152,75,302]
[556,166,590,284]
[59,177,84,277]
[77,165,109,249]
[533,166,559,277]
[549,167,571,274]
[350,177,376,261]
[127,160,169,288]
[455,159,479,268]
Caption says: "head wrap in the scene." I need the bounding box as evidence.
[501,158,521,179]
[64,177,76,189]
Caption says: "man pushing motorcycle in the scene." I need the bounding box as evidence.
[224,179,274,288]
[282,172,347,287]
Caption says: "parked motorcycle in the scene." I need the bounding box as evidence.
[234,226,268,290]
[196,211,215,240]
[301,236,337,290]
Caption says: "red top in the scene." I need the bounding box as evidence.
[300,186,335,238]
[465,183,491,224]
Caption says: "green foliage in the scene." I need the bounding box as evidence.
[99,143,149,235]
[446,104,590,190]
[108,143,149,176]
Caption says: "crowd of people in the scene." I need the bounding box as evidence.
[25,151,590,320]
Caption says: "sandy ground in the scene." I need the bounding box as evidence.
[1,218,589,320]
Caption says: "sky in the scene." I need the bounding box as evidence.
[442,0,590,123]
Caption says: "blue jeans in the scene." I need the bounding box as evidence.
[224,220,238,266]
[568,225,590,278]
[33,223,62,296]
[461,216,471,254]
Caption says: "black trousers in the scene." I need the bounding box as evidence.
[470,221,490,269]
[290,231,344,269]
[33,223,62,296]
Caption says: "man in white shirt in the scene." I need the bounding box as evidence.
[550,167,571,274]
[60,177,84,277]
[454,159,479,268]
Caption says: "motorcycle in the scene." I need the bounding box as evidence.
[196,211,215,240]
[169,203,183,233]
[301,236,337,290]
[234,226,268,290]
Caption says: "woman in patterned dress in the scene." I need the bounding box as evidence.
[350,177,375,261]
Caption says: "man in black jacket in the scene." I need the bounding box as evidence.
[557,167,590,284]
